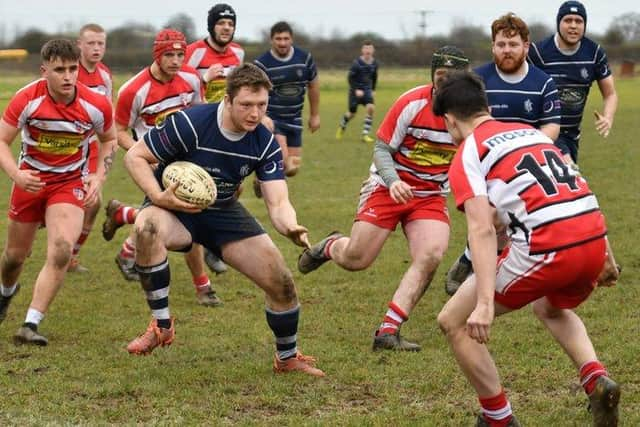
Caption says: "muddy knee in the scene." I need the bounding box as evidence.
[51,238,72,269]
[1,249,29,273]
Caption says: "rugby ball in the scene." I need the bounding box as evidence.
[161,161,216,209]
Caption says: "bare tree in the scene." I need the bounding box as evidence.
[607,13,640,42]
[164,13,197,42]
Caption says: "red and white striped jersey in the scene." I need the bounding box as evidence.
[78,62,113,99]
[449,119,606,255]
[2,79,113,182]
[115,65,203,138]
[186,39,244,103]
[374,84,456,195]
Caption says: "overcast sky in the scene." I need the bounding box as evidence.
[0,0,636,43]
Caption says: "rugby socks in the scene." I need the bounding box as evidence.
[115,206,138,225]
[580,360,608,395]
[193,273,211,293]
[462,246,472,265]
[24,307,45,326]
[136,258,172,329]
[362,115,373,135]
[119,238,136,264]
[323,236,340,259]
[478,390,513,427]
[0,283,17,297]
[72,227,91,258]
[378,301,407,335]
[266,305,299,360]
[339,113,351,129]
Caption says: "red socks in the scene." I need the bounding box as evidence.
[378,301,407,335]
[479,390,513,426]
[580,360,608,395]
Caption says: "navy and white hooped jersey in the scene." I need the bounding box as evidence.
[474,62,561,130]
[528,35,611,140]
[254,46,318,128]
[348,57,378,91]
[144,102,284,204]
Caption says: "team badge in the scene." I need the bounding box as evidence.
[180,93,191,106]
[524,99,533,113]
[296,69,303,78]
[580,67,589,79]
[73,188,85,201]
[239,164,250,177]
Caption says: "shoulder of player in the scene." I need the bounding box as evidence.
[118,67,151,94]
[292,45,312,60]
[578,36,603,55]
[473,62,494,77]
[392,84,433,108]
[76,82,111,108]
[527,64,554,83]
[178,64,200,77]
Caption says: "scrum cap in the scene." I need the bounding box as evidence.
[153,29,186,63]
[431,46,469,82]
[208,3,237,33]
[557,1,587,32]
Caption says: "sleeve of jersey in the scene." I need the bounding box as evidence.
[115,88,136,128]
[594,47,612,80]
[540,78,561,125]
[449,141,488,211]
[376,95,411,149]
[100,99,114,133]
[143,110,196,163]
[348,62,357,88]
[255,130,285,182]
[372,64,378,91]
[2,89,29,128]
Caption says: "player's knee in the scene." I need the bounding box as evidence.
[269,268,297,304]
[437,308,458,337]
[340,252,371,271]
[51,238,72,270]
[1,249,28,272]
[285,156,302,177]
[135,216,160,248]
[532,298,563,321]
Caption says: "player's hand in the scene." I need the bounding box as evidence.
[594,110,612,138]
[389,180,414,204]
[285,225,311,249]
[152,182,203,214]
[13,169,45,193]
[355,89,364,98]
[466,301,494,344]
[308,114,320,133]
[203,64,224,83]
[82,173,104,207]
[596,256,621,287]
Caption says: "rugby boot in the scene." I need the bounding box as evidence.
[115,253,140,281]
[126,317,175,355]
[297,231,343,274]
[0,284,20,324]
[67,257,89,273]
[273,352,325,377]
[372,329,421,352]
[335,126,345,140]
[444,256,473,296]
[13,323,48,346]
[476,414,521,427]
[196,287,223,307]
[204,249,228,274]
[102,199,125,241]
[361,134,375,143]
[588,376,620,427]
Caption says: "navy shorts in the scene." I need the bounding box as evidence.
[171,200,265,259]
[348,89,374,113]
[554,133,580,163]
[273,120,303,148]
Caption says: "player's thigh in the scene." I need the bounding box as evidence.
[135,206,192,251]
[345,220,391,264]
[222,234,289,291]
[404,218,450,262]
[44,203,85,264]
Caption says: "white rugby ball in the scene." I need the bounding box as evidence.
[161,161,216,209]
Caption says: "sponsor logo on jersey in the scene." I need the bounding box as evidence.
[73,120,93,133]
[155,108,181,127]
[407,142,456,166]
[205,80,226,103]
[558,87,586,108]
[483,128,540,148]
[275,84,303,98]
[37,132,82,155]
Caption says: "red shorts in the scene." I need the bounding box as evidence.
[9,178,86,223]
[87,138,98,174]
[355,180,449,230]
[494,237,607,310]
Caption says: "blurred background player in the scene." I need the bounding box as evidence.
[68,23,114,273]
[123,63,323,377]
[185,3,244,275]
[434,70,619,427]
[336,40,378,143]
[186,3,244,104]
[101,29,222,307]
[528,0,618,168]
[298,46,469,351]
[253,21,320,196]
[0,39,116,345]
[444,13,561,296]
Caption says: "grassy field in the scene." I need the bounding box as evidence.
[0,68,638,426]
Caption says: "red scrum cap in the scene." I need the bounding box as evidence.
[153,29,186,63]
